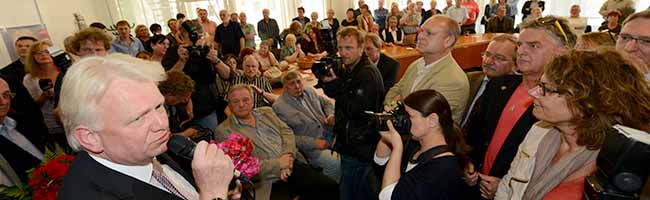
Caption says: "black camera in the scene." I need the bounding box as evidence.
[366,101,412,134]
[311,56,343,79]
[584,125,650,200]
[181,21,210,59]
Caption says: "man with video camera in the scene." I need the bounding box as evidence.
[319,26,385,200]
[162,20,231,133]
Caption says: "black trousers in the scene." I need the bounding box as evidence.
[270,162,340,200]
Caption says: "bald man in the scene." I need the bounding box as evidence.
[384,15,469,123]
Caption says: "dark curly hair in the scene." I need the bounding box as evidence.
[158,71,195,96]
[544,48,650,150]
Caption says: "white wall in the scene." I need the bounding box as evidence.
[0,0,112,67]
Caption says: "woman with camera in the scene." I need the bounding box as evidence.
[495,49,650,200]
[22,40,66,145]
[375,89,468,200]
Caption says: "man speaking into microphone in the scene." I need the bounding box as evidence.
[58,54,234,200]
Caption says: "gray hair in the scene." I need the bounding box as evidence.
[281,70,302,85]
[59,53,166,151]
[227,84,254,101]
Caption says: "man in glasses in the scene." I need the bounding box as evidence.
[464,15,576,199]
[616,10,650,81]
[461,34,517,128]
[0,77,48,187]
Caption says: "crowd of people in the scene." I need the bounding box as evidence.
[1,0,650,200]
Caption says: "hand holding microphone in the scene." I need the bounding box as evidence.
[168,135,240,199]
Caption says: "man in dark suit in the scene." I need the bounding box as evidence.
[58,54,234,200]
[0,36,44,125]
[463,16,576,199]
[0,36,36,89]
[486,6,515,33]
[461,34,517,127]
[0,78,48,186]
[364,33,399,92]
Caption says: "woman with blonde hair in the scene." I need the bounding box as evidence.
[496,49,650,200]
[255,40,279,72]
[22,40,66,145]
[280,33,305,63]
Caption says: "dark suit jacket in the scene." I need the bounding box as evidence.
[465,75,538,178]
[463,71,486,118]
[0,60,46,131]
[59,151,196,200]
[0,115,49,182]
[377,53,399,93]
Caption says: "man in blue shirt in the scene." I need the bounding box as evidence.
[110,20,145,57]
[374,0,389,31]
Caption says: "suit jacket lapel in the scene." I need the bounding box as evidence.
[77,152,182,200]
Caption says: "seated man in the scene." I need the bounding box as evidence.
[272,71,340,181]
[216,84,339,200]
[0,77,47,186]
[58,54,234,200]
[227,55,276,108]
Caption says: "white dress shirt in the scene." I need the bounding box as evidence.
[90,154,199,199]
[410,55,448,93]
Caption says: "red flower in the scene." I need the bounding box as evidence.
[28,155,74,200]
[218,133,260,179]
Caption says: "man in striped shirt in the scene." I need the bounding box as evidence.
[227,55,276,108]
[257,9,281,49]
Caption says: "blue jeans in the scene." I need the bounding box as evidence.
[309,149,341,183]
[340,155,378,200]
[195,111,218,133]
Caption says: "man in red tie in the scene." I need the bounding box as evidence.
[463,16,577,199]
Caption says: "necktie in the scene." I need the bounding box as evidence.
[152,161,188,200]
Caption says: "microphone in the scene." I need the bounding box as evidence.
[167,135,253,185]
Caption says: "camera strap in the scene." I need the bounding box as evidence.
[409,145,450,164]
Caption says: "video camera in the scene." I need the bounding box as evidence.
[584,125,650,200]
[365,101,412,134]
[181,21,210,59]
[312,28,343,79]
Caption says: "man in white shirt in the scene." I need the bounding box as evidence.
[384,15,469,122]
[0,77,46,186]
[446,0,469,26]
[58,54,234,200]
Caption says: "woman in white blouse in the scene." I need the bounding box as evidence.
[22,41,65,138]
[375,89,468,200]
[567,5,588,35]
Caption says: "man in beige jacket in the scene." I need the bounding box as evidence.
[384,15,469,122]
[215,84,339,200]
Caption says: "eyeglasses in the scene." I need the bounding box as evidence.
[538,18,569,47]
[482,51,512,63]
[535,80,561,96]
[0,92,15,100]
[617,34,650,46]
